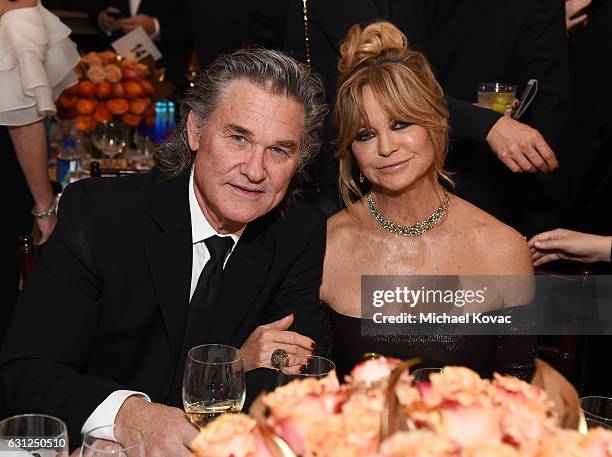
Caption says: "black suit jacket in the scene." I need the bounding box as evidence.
[87,0,192,87]
[186,0,289,70]
[422,0,571,236]
[0,169,325,442]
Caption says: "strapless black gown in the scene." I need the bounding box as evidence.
[321,301,536,382]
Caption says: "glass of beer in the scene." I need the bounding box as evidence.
[182,344,246,427]
[477,82,517,115]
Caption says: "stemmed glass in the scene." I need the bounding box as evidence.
[276,355,336,386]
[91,121,129,159]
[0,413,69,457]
[182,344,246,427]
[80,425,144,457]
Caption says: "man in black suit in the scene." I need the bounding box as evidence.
[87,0,192,87]
[0,48,327,456]
[422,0,571,236]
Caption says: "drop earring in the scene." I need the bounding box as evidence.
[359,171,365,183]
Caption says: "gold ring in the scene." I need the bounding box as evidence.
[271,349,290,369]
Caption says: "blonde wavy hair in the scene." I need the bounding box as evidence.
[335,21,452,208]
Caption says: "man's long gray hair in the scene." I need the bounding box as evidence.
[155,48,327,197]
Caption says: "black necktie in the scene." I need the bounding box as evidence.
[170,235,234,405]
[184,235,235,351]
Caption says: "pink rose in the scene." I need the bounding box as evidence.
[263,372,346,455]
[347,357,402,388]
[191,414,278,457]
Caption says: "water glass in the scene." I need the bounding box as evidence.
[411,367,443,384]
[81,425,144,457]
[0,413,69,457]
[92,121,129,159]
[276,355,336,386]
[580,396,612,431]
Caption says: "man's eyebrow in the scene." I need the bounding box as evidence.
[277,140,298,148]
[226,124,253,136]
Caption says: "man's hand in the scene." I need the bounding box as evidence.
[119,14,156,35]
[240,314,314,373]
[566,0,591,31]
[486,116,558,173]
[115,396,198,457]
[99,7,122,33]
[528,228,612,266]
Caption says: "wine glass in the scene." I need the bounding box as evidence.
[579,396,612,433]
[0,413,69,457]
[276,355,336,386]
[81,425,144,457]
[91,121,129,159]
[411,367,442,384]
[182,344,246,427]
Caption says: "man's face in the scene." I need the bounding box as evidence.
[188,79,305,233]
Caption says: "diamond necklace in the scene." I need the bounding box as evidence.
[367,188,451,236]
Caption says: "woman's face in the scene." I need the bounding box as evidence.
[351,85,435,193]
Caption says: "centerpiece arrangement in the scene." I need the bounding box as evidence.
[57,50,156,133]
[191,357,612,457]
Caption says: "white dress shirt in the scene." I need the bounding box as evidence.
[81,169,244,434]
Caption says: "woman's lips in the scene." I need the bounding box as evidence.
[377,159,411,171]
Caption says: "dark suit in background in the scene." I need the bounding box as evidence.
[187,0,289,69]
[0,169,325,442]
[422,0,571,236]
[87,0,192,88]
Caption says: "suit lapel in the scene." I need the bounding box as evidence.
[209,224,273,343]
[145,172,192,363]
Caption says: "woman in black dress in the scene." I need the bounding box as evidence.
[320,22,536,381]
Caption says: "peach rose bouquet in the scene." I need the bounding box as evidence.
[190,358,612,457]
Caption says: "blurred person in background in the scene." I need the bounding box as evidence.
[421,0,571,238]
[87,0,192,88]
[0,0,79,340]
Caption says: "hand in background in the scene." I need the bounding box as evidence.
[34,214,57,245]
[528,228,612,266]
[115,397,198,457]
[566,0,591,31]
[119,14,156,35]
[486,116,558,173]
[99,7,122,33]
[240,314,314,373]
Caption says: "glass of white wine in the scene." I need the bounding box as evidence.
[183,344,246,427]
[0,413,69,457]
[91,121,129,159]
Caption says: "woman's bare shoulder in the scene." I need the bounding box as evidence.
[326,204,366,245]
[451,197,533,275]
